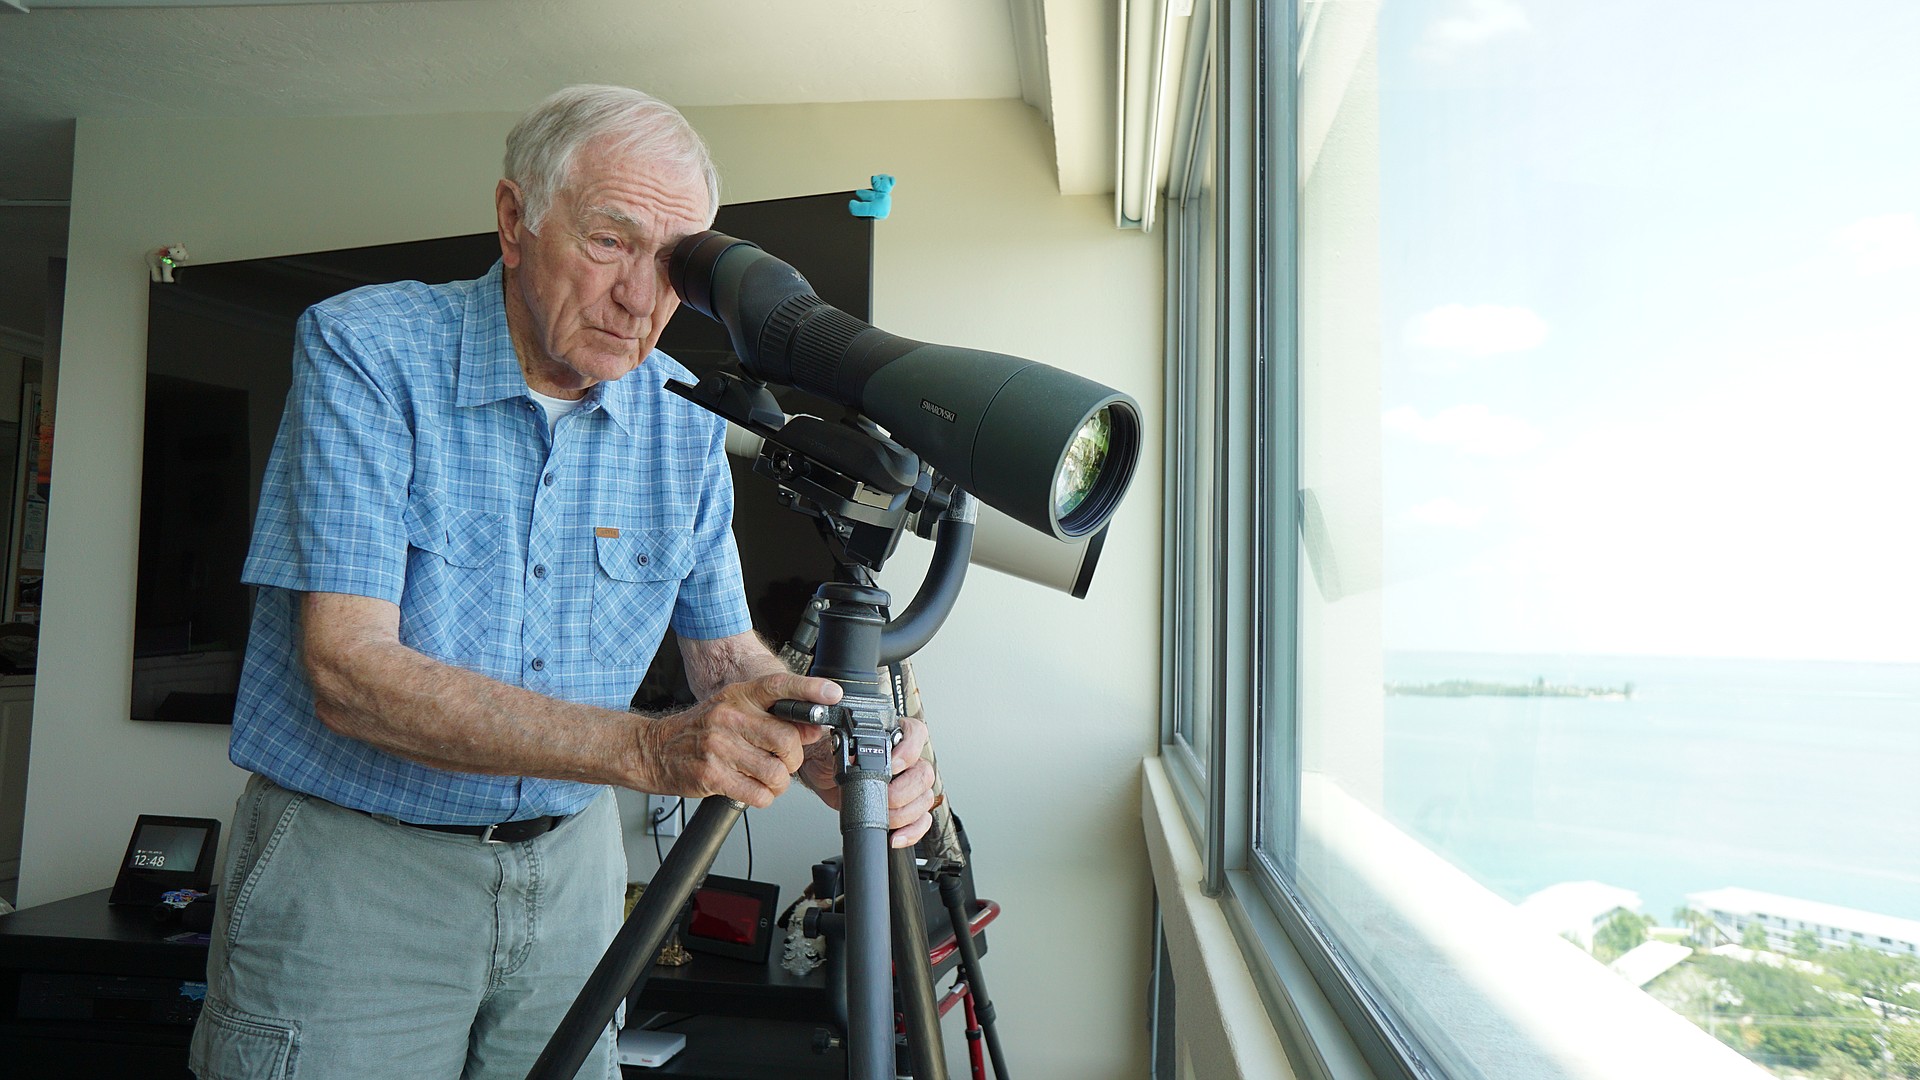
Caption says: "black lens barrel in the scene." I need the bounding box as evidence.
[667,229,1141,539]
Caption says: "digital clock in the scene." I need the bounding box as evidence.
[109,814,221,907]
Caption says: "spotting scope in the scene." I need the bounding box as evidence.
[669,231,1141,541]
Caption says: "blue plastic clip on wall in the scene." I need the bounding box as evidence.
[849,175,896,220]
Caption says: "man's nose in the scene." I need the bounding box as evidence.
[610,259,667,317]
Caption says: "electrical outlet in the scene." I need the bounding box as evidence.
[646,794,682,837]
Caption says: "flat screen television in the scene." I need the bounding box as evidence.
[134,191,873,722]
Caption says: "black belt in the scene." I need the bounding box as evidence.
[402,815,570,844]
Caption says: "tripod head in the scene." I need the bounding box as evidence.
[667,368,961,576]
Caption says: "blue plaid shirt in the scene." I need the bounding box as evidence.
[231,261,753,823]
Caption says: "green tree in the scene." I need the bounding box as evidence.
[1741,920,1771,952]
[1594,909,1654,964]
[1826,945,1920,1006]
[1812,1048,1882,1080]
[1792,927,1822,959]
[1673,906,1721,948]
[1696,955,1881,1073]
[1888,1019,1920,1080]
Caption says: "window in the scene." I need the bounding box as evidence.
[1165,71,1220,799]
[1163,1,1920,1078]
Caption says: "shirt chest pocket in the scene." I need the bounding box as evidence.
[591,527,694,667]
[401,492,504,663]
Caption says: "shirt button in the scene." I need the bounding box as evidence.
[636,554,649,566]
[543,473,555,487]
[530,657,546,672]
[532,564,547,579]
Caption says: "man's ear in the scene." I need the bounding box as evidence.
[496,179,527,270]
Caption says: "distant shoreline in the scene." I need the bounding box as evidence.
[1385,677,1633,700]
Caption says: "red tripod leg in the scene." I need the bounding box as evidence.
[963,984,986,1080]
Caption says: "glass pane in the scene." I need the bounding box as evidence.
[1273,1,1920,1076]
[1176,83,1220,774]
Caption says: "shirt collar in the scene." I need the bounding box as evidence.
[453,260,648,436]
[455,261,526,410]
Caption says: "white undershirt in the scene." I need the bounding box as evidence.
[526,386,585,432]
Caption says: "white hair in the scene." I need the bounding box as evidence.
[504,85,720,234]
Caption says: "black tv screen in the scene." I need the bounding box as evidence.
[135,192,873,722]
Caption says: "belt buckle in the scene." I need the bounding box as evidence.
[479,823,504,844]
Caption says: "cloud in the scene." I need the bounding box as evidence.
[1417,0,1531,61]
[1473,320,1920,661]
[1382,403,1544,455]
[1404,497,1486,530]
[1406,303,1550,355]
[1834,212,1920,276]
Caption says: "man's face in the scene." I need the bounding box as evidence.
[496,137,711,396]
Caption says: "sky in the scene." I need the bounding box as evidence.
[1366,0,1920,661]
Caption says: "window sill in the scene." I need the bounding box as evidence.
[1143,757,1776,1079]
[1143,757,1355,1080]
[1286,771,1772,1079]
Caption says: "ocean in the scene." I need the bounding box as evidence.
[1381,651,1920,924]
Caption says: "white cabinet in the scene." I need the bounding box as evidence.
[0,679,32,906]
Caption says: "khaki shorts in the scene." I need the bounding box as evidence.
[190,774,624,1080]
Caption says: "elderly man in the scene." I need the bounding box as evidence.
[190,85,936,1080]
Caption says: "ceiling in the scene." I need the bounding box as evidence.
[0,0,1113,345]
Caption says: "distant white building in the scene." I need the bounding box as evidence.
[1685,887,1920,958]
[1519,881,1642,951]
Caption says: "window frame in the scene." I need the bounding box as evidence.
[1159,6,1216,834]
[1156,2,1436,1077]
[1162,5,1912,1078]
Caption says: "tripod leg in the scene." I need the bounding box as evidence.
[939,874,1010,1080]
[841,771,895,1080]
[962,985,986,1080]
[892,846,949,1080]
[525,795,742,1080]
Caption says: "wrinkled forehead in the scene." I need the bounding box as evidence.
[561,134,713,226]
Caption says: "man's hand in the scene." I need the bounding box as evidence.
[635,672,839,808]
[798,714,938,849]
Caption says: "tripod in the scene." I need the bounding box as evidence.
[526,371,1004,1080]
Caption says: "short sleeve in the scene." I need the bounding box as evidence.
[668,413,753,641]
[241,304,414,602]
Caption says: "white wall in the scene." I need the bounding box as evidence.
[25,98,1161,1078]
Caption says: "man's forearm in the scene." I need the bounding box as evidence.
[680,631,790,700]
[306,633,651,790]
[301,594,826,806]
[300,591,663,793]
